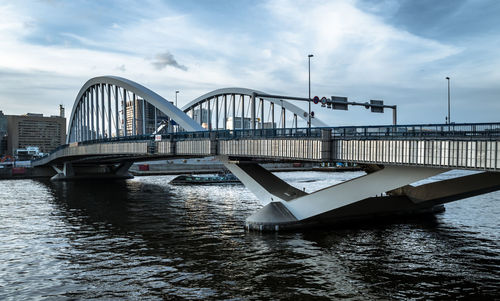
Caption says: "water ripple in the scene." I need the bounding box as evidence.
[0,172,498,300]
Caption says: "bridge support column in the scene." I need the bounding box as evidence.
[50,162,133,181]
[219,157,500,231]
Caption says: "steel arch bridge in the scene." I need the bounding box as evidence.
[38,76,500,231]
[67,76,328,144]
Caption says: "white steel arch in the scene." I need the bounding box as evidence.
[182,88,328,128]
[67,76,205,143]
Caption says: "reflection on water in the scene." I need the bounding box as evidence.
[0,171,499,300]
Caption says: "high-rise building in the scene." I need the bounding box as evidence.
[125,98,168,135]
[0,111,7,156]
[192,108,208,125]
[6,113,66,155]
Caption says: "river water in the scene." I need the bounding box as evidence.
[0,171,498,300]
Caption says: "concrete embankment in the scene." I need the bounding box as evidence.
[0,165,55,180]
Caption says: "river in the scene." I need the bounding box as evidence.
[0,171,498,300]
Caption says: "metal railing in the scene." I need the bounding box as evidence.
[33,122,500,162]
[329,122,500,139]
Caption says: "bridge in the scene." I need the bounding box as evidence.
[33,76,500,230]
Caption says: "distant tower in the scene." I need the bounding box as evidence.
[59,104,65,118]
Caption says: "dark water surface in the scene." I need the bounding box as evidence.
[0,171,499,300]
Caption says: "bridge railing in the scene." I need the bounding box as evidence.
[329,122,500,139]
[33,122,500,163]
[170,123,500,140]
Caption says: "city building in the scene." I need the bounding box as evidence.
[125,98,168,135]
[6,113,66,156]
[192,108,208,125]
[0,111,7,156]
[224,117,276,130]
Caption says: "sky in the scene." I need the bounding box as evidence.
[0,0,499,126]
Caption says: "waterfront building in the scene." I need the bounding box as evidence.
[6,113,66,156]
[0,111,7,156]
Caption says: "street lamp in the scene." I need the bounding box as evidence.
[175,90,179,107]
[446,77,450,124]
[308,54,313,129]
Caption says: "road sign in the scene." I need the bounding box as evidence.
[370,100,384,113]
[155,135,162,141]
[331,96,348,110]
[321,97,328,104]
[313,96,320,104]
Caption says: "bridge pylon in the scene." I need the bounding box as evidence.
[221,158,500,231]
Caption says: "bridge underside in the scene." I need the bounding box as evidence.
[44,153,180,181]
[221,158,500,231]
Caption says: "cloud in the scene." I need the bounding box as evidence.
[0,1,498,125]
[151,51,188,71]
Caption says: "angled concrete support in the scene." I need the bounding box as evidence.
[220,157,454,230]
[51,162,75,180]
[50,162,133,181]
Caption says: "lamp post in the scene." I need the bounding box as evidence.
[308,54,313,129]
[175,90,179,107]
[446,77,450,124]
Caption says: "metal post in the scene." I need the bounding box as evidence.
[78,94,82,141]
[76,103,80,142]
[91,86,95,139]
[101,84,106,138]
[108,84,111,138]
[392,105,397,126]
[251,92,256,130]
[241,95,245,131]
[446,77,451,124]
[260,98,264,130]
[223,95,227,130]
[175,90,179,107]
[86,90,90,140]
[208,98,212,130]
[142,98,146,134]
[79,102,83,141]
[123,88,127,136]
[308,54,313,129]
[132,93,136,135]
[282,106,286,129]
[232,94,235,130]
[271,102,275,129]
[215,96,219,130]
[96,84,100,139]
[115,85,119,137]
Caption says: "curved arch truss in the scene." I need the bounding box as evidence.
[181,88,328,131]
[67,76,205,143]
[68,77,328,144]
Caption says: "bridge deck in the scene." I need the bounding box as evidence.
[34,123,500,172]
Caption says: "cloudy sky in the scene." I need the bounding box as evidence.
[0,0,499,126]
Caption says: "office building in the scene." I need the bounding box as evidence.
[125,98,168,135]
[6,113,66,155]
[0,111,7,156]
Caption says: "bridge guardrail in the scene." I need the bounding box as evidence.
[32,122,500,164]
